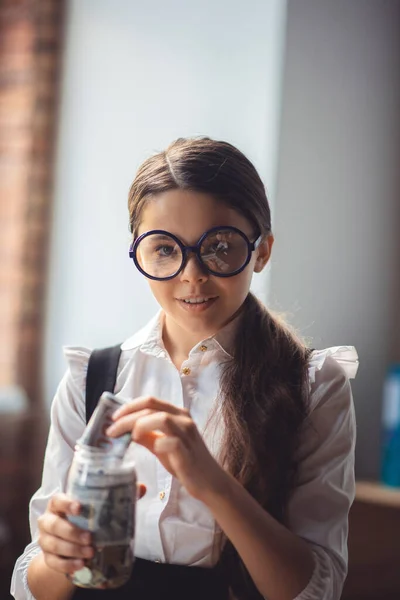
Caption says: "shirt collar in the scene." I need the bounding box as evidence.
[211,314,240,358]
[120,311,164,356]
[121,310,240,359]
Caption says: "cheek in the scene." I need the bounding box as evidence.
[147,281,172,303]
[219,272,253,302]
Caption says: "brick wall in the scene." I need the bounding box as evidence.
[0,0,65,405]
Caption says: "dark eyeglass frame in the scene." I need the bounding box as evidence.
[129,225,262,281]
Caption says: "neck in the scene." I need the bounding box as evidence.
[161,306,244,369]
[162,315,212,369]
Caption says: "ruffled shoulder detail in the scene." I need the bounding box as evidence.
[308,346,359,384]
[62,346,92,393]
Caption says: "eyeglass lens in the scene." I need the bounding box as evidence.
[135,228,250,279]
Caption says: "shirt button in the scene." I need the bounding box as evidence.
[200,345,207,352]
[182,367,191,375]
[159,491,166,500]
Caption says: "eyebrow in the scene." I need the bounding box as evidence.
[148,234,176,242]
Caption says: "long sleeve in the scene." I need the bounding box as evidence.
[10,348,90,600]
[289,348,358,600]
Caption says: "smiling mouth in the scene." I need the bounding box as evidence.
[178,296,217,304]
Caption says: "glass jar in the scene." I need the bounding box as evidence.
[66,443,137,589]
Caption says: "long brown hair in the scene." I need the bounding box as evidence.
[128,137,311,599]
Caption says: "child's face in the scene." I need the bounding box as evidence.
[136,189,273,341]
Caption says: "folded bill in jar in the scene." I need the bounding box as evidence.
[78,392,132,459]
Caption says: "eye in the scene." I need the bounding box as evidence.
[155,244,176,257]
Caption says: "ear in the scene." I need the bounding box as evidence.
[253,234,274,273]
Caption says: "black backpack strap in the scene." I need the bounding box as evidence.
[85,344,122,423]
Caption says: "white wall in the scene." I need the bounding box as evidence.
[271,0,400,479]
[44,1,288,404]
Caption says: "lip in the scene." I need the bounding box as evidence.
[177,295,218,301]
[176,297,218,312]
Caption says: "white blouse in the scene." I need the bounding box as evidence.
[11,312,359,600]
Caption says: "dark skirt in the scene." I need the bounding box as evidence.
[72,557,230,600]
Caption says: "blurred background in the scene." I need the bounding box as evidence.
[1,0,399,598]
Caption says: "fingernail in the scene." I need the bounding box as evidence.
[106,426,115,436]
[71,502,80,515]
[81,532,91,543]
[112,408,122,420]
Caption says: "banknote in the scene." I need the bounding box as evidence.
[67,478,135,588]
[68,480,135,545]
[67,396,137,589]
[78,392,132,459]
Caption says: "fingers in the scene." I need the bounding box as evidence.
[107,408,155,438]
[47,493,80,517]
[38,512,91,546]
[40,483,146,576]
[44,553,86,575]
[38,493,94,575]
[39,530,94,560]
[109,402,196,446]
[133,412,196,447]
[108,397,191,441]
[107,407,181,439]
[153,435,185,455]
[112,396,188,420]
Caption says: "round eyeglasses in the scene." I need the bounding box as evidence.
[129,225,262,281]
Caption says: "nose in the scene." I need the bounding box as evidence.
[179,252,209,283]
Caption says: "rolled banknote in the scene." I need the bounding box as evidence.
[78,391,132,459]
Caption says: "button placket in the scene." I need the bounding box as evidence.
[180,356,199,411]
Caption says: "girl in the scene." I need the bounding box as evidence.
[11,137,358,600]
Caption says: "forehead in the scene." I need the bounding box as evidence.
[137,189,252,241]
